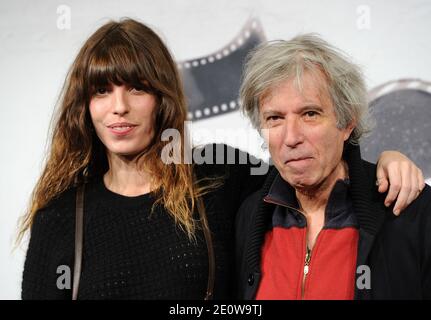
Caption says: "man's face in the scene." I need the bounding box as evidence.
[260,71,354,191]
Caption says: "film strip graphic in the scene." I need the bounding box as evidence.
[177,18,266,121]
[363,78,431,179]
[368,78,431,101]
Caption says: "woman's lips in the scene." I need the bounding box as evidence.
[107,125,137,136]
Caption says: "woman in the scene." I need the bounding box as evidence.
[19,19,424,299]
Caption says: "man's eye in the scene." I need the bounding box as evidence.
[264,116,282,128]
[267,116,281,121]
[304,111,319,118]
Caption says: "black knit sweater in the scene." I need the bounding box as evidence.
[21,145,267,299]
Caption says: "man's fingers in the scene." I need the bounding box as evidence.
[376,163,389,193]
[385,182,400,207]
[376,153,425,216]
[418,168,425,193]
[383,164,401,207]
[392,162,412,214]
[377,177,389,193]
[397,172,418,215]
[392,185,411,215]
[413,167,425,196]
[405,168,426,209]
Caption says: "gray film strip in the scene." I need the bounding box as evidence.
[362,78,431,178]
[178,18,266,121]
[368,78,431,101]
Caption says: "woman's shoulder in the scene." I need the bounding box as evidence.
[32,185,78,229]
[23,186,78,299]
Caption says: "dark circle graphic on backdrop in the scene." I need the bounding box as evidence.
[361,79,431,179]
[178,18,266,121]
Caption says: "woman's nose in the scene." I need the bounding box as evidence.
[112,87,129,115]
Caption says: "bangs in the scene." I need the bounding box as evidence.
[86,35,154,95]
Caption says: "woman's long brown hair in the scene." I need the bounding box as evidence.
[18,18,218,243]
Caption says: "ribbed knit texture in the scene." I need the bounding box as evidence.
[22,145,267,300]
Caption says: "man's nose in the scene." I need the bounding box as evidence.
[283,118,304,147]
[112,87,129,116]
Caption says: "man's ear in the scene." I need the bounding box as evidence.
[343,121,356,141]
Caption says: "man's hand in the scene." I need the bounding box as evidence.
[376,151,425,215]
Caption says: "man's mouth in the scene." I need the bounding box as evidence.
[285,157,313,164]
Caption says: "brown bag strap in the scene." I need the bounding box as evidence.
[196,197,215,300]
[72,185,85,300]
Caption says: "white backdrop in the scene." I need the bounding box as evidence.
[1,0,430,299]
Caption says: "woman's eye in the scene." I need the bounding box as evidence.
[95,87,108,95]
[130,86,146,93]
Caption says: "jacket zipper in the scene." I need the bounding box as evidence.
[263,196,321,299]
[302,245,312,299]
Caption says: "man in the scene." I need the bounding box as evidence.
[235,34,431,299]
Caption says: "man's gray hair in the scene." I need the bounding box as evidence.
[239,33,372,145]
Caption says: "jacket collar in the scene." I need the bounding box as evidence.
[264,172,353,223]
[264,173,298,209]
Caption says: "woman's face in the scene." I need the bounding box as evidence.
[89,84,157,158]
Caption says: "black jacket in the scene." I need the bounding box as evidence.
[235,145,431,299]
